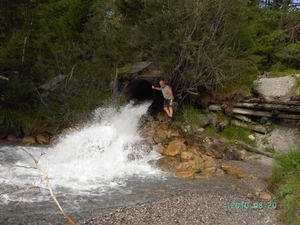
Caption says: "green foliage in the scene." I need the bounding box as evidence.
[176,105,204,127]
[220,124,256,146]
[1,0,300,135]
[114,0,252,97]
[269,149,300,225]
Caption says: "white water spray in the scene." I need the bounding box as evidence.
[0,102,163,203]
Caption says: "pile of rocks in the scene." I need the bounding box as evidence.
[140,113,247,179]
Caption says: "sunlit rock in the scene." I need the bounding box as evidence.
[188,145,206,155]
[36,134,50,144]
[201,154,216,168]
[22,136,36,146]
[196,166,217,179]
[164,140,187,156]
[220,163,246,179]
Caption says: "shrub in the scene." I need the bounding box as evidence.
[269,149,300,225]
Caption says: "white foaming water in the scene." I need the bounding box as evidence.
[0,102,163,203]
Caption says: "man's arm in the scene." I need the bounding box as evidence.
[168,87,174,104]
[152,86,161,91]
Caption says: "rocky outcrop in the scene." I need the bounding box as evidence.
[141,113,246,179]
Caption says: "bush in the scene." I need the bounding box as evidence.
[268,149,300,225]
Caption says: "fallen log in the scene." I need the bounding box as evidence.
[209,104,300,120]
[232,102,300,113]
[233,115,252,123]
[236,141,274,158]
[244,98,300,106]
[231,119,268,134]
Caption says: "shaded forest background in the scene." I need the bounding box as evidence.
[0,0,300,136]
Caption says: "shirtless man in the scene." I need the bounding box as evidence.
[152,79,174,119]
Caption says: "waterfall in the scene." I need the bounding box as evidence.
[0,102,163,204]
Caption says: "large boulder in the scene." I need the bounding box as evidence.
[253,75,296,99]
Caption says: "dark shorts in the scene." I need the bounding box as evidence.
[164,99,171,108]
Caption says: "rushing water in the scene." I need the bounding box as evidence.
[0,102,266,224]
[0,102,170,220]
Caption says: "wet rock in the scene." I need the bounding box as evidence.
[175,168,195,178]
[156,156,179,172]
[36,134,50,144]
[153,129,167,143]
[22,136,36,146]
[153,143,165,154]
[196,167,217,179]
[179,152,205,172]
[7,133,17,142]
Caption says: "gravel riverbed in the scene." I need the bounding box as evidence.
[76,157,280,225]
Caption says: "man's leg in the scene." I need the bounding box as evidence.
[169,106,173,118]
[164,107,171,117]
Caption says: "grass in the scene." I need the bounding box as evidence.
[218,123,256,146]
[270,69,300,78]
[268,149,300,225]
[265,146,276,154]
[292,76,300,96]
[176,105,204,128]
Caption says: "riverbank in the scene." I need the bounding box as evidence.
[77,156,280,225]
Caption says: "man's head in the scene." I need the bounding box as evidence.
[159,79,166,88]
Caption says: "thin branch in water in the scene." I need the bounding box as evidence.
[21,148,76,225]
